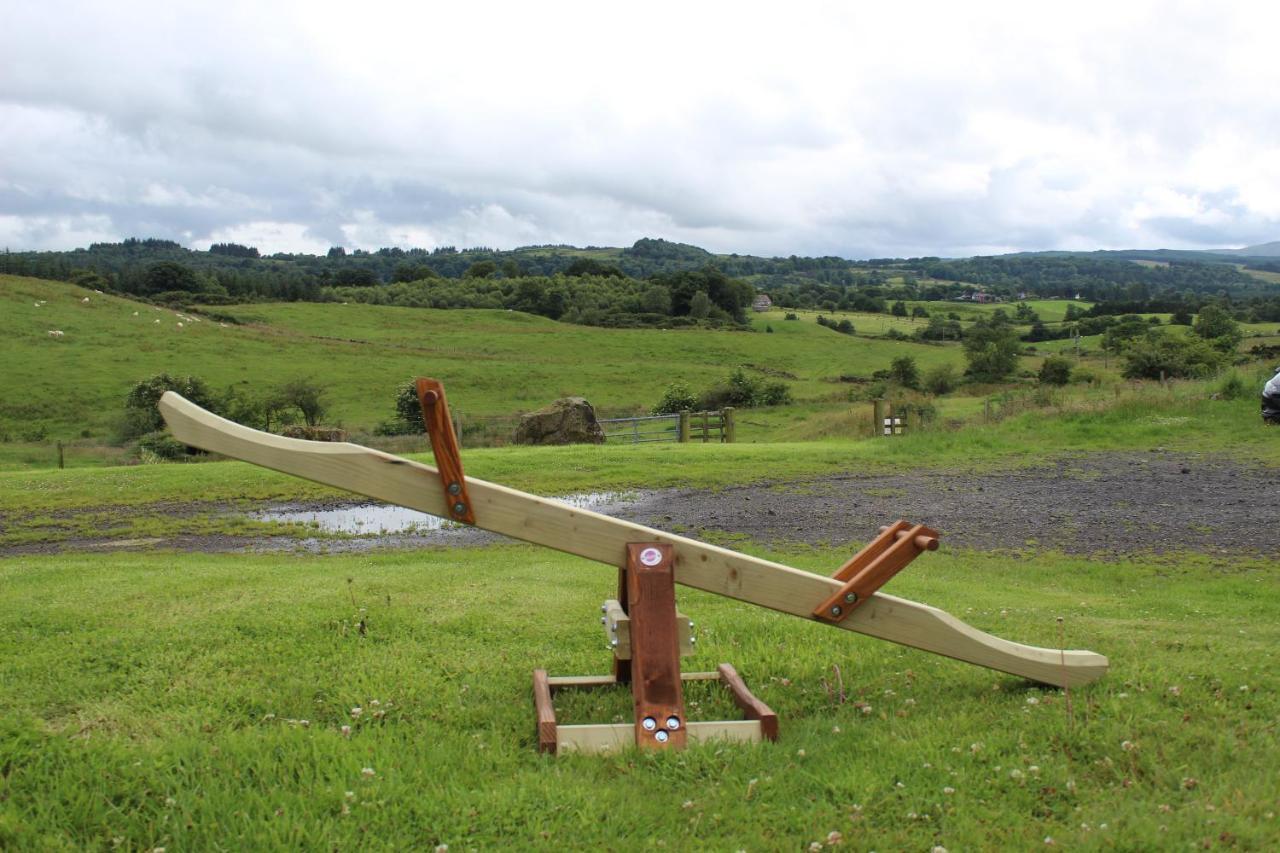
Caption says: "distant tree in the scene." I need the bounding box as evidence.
[464,260,497,279]
[888,356,920,389]
[1038,356,1073,386]
[393,381,426,433]
[1121,330,1225,379]
[962,316,1021,381]
[641,284,672,315]
[922,363,959,395]
[651,382,698,414]
[891,300,908,317]
[1192,304,1243,352]
[500,259,521,278]
[911,305,929,320]
[143,261,200,295]
[688,290,712,319]
[836,318,855,335]
[564,258,625,278]
[123,373,219,439]
[327,246,346,258]
[275,378,328,427]
[1170,307,1194,325]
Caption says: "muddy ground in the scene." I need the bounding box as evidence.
[5,450,1276,559]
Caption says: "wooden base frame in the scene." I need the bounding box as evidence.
[533,543,777,755]
[533,665,778,755]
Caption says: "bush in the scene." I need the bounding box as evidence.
[1216,372,1250,400]
[921,364,959,395]
[784,312,798,320]
[136,430,196,461]
[652,382,699,415]
[888,356,920,389]
[123,373,220,440]
[698,368,792,409]
[1121,331,1225,379]
[1038,356,1073,386]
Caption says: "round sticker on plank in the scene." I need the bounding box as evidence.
[639,547,664,567]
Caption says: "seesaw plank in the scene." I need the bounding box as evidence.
[160,392,1108,687]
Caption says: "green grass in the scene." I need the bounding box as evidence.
[1,275,968,442]
[1,545,1275,849]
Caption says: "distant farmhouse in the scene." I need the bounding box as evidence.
[953,290,1001,304]
[752,294,773,312]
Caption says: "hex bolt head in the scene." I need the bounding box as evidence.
[665,716,681,730]
[452,502,467,515]
[447,481,462,496]
[610,639,618,647]
[642,716,657,731]
[655,730,669,743]
[830,605,843,617]
[600,616,607,624]
[601,604,607,613]
[844,592,858,604]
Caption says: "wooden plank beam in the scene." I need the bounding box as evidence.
[159,393,1109,687]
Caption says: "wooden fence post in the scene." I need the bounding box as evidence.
[873,399,885,437]
[701,411,710,443]
[983,399,992,423]
[722,408,735,443]
[678,411,690,443]
[57,440,64,469]
[907,409,921,434]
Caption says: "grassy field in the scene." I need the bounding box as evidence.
[1,544,1275,849]
[1,275,966,443]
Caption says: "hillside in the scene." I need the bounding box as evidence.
[0,275,967,441]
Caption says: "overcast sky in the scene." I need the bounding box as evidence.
[2,1,1278,259]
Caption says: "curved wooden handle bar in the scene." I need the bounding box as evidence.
[159,393,1108,687]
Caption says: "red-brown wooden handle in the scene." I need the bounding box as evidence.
[415,378,475,525]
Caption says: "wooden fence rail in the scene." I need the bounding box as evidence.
[599,409,736,444]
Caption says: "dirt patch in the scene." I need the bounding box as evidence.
[627,451,1278,558]
[2,452,1275,558]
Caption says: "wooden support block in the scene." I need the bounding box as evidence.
[717,663,778,741]
[532,669,557,754]
[557,720,763,755]
[625,544,687,750]
[602,599,693,659]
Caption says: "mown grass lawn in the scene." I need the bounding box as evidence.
[1,545,1275,849]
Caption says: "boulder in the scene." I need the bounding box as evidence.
[514,397,605,445]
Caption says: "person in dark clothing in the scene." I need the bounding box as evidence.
[1264,367,1280,425]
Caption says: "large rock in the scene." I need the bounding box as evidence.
[514,397,605,445]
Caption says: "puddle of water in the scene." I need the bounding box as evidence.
[253,492,631,535]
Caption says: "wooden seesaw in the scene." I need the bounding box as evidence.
[158,379,1108,755]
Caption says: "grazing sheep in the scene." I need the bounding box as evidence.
[47,330,65,338]
[81,297,89,303]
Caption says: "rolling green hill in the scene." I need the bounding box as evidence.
[0,275,967,441]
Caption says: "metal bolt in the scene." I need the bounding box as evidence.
[690,637,696,645]
[642,717,657,731]
[610,639,618,647]
[844,592,858,604]
[447,481,462,496]
[830,605,843,617]
[655,730,669,743]
[600,616,607,624]
[666,716,681,730]
[452,502,467,515]
[601,604,607,613]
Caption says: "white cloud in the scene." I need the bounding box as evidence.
[2,0,1279,256]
